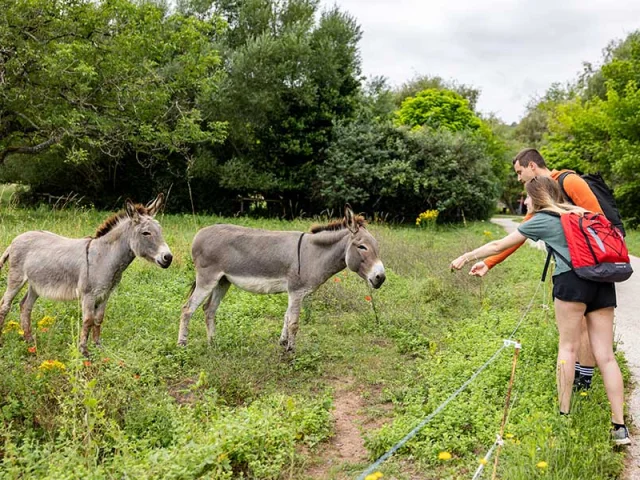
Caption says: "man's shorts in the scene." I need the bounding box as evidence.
[552,270,617,314]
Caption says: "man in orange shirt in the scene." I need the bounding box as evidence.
[470,148,604,390]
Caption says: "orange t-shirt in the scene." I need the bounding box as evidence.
[484,170,603,270]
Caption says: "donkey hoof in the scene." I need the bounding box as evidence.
[279,337,288,347]
[177,340,188,347]
[79,347,90,358]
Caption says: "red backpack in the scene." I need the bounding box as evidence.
[540,211,633,283]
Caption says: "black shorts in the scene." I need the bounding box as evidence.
[552,270,617,314]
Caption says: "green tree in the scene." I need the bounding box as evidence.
[543,31,640,223]
[514,83,573,148]
[482,114,524,213]
[395,89,482,132]
[0,0,227,204]
[187,0,362,215]
[393,74,480,111]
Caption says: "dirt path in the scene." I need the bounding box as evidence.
[491,217,640,479]
[305,378,370,479]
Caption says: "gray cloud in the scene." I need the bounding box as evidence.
[321,0,640,123]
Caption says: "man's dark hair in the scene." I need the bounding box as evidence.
[513,148,547,168]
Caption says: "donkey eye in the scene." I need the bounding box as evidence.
[357,245,368,251]
[142,231,151,236]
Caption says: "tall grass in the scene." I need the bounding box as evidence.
[624,228,640,257]
[0,205,628,479]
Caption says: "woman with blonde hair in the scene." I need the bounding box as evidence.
[450,176,630,445]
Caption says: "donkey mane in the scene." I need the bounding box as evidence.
[94,204,149,238]
[309,215,367,234]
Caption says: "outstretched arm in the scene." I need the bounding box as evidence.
[450,230,528,271]
[470,241,525,276]
[471,213,534,276]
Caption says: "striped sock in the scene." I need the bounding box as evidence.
[574,362,581,385]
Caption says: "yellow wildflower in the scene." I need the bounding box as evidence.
[364,473,383,480]
[580,391,588,397]
[536,461,548,469]
[37,316,55,329]
[416,209,439,227]
[505,433,515,439]
[217,453,228,462]
[479,458,488,465]
[38,360,66,372]
[438,451,452,461]
[3,321,24,335]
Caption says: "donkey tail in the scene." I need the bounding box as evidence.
[185,280,196,300]
[0,246,10,270]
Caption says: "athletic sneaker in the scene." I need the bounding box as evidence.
[612,425,631,446]
[573,371,583,391]
[573,373,593,391]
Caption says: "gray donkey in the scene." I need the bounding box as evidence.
[178,207,386,351]
[0,194,172,355]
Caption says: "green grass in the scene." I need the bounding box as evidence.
[0,207,628,479]
[624,228,640,257]
[0,184,21,206]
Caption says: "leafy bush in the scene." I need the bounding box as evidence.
[317,116,499,222]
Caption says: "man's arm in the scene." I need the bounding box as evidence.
[484,240,525,268]
[475,212,533,273]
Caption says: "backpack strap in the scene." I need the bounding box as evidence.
[541,250,553,282]
[536,211,573,281]
[557,170,576,204]
[541,243,573,282]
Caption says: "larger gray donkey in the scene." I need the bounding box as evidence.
[178,207,386,351]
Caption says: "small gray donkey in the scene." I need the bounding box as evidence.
[0,194,172,355]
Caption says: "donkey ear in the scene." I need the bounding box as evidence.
[344,205,359,234]
[125,199,140,222]
[146,193,164,217]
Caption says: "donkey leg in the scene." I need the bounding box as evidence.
[203,278,230,345]
[284,293,304,352]
[92,301,107,348]
[279,316,289,347]
[19,286,38,343]
[0,272,26,333]
[79,296,97,357]
[178,280,214,346]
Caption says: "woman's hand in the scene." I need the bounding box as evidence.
[470,261,489,277]
[450,254,469,271]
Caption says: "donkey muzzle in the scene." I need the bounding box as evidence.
[158,252,173,268]
[368,262,386,289]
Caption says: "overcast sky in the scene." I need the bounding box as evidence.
[319,0,640,124]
